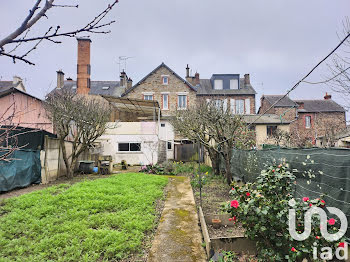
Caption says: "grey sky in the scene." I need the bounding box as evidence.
[1,0,349,112]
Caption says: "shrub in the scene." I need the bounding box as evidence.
[224,164,346,261]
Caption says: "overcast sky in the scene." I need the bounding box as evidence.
[1,0,349,112]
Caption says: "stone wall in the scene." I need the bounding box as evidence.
[124,66,197,116]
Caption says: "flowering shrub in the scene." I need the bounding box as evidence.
[224,164,346,261]
[139,164,165,175]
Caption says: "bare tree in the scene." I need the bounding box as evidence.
[172,100,255,184]
[0,0,118,65]
[327,17,350,108]
[45,90,111,177]
[269,129,292,147]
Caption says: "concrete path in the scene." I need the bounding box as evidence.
[148,176,207,262]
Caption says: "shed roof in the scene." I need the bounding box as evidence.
[295,100,345,113]
[242,114,290,125]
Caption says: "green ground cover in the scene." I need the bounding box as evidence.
[0,173,168,261]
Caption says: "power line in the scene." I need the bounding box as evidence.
[302,66,350,85]
[218,30,350,146]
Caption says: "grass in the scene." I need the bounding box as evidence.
[0,173,168,262]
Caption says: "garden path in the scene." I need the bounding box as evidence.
[148,176,206,262]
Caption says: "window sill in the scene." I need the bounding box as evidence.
[177,108,187,110]
[117,151,142,154]
[162,108,169,111]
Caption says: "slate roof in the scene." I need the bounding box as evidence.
[0,81,17,90]
[263,95,298,107]
[242,114,290,125]
[0,86,42,101]
[196,79,256,96]
[57,80,125,97]
[122,62,196,96]
[295,100,345,113]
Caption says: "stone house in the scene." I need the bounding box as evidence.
[258,93,346,145]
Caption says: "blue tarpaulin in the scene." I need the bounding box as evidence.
[0,150,41,192]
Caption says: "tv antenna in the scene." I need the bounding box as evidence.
[118,56,134,73]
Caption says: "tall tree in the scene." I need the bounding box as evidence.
[0,0,118,65]
[45,90,111,177]
[172,100,255,184]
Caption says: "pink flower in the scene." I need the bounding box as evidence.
[338,242,345,248]
[230,200,239,208]
[228,218,232,221]
[309,203,312,207]
[246,192,251,197]
[278,164,282,168]
[303,197,309,202]
[272,169,275,173]
[328,218,335,225]
[316,236,320,239]
[231,187,235,191]
[291,247,297,252]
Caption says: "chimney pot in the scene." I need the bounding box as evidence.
[56,70,65,89]
[13,76,22,85]
[186,64,190,78]
[324,92,332,100]
[244,74,250,85]
[127,77,133,90]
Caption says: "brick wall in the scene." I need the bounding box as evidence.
[258,97,275,114]
[76,39,91,95]
[290,111,346,143]
[274,107,297,122]
[124,66,197,116]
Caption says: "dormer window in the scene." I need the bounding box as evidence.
[230,79,238,89]
[162,76,169,85]
[214,79,223,90]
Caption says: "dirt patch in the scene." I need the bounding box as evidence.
[207,224,244,239]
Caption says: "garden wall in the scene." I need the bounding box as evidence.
[223,147,350,237]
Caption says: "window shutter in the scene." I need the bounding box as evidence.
[245,98,250,114]
[230,99,235,114]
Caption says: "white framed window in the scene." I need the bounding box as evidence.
[245,98,250,114]
[162,94,169,110]
[230,79,238,89]
[178,95,187,109]
[162,76,169,85]
[230,99,236,114]
[214,79,223,90]
[144,95,153,101]
[214,99,222,109]
[236,99,244,114]
[118,143,141,152]
[305,116,311,129]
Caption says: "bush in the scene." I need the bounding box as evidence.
[140,164,165,175]
[224,163,346,261]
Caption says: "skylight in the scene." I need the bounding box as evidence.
[102,86,110,90]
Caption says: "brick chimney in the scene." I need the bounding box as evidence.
[324,92,332,100]
[186,64,190,78]
[244,74,250,85]
[76,37,91,95]
[56,70,64,89]
[194,72,200,85]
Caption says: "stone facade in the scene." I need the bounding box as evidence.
[124,65,197,116]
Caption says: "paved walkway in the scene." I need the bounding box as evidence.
[148,176,206,262]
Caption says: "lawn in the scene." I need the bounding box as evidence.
[0,173,168,261]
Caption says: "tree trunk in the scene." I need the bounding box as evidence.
[59,138,73,178]
[208,148,220,176]
[224,156,233,185]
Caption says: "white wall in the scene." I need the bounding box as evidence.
[159,120,175,160]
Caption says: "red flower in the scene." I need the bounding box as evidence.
[303,197,309,202]
[278,164,282,168]
[328,218,335,225]
[320,199,325,207]
[291,247,297,252]
[230,200,239,208]
[233,216,237,221]
[316,236,320,239]
[309,203,312,207]
[246,192,251,197]
[272,169,275,173]
[228,218,232,221]
[231,187,235,191]
[338,242,345,248]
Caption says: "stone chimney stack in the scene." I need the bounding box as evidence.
[56,70,64,89]
[194,72,200,85]
[324,92,332,100]
[120,71,127,87]
[76,37,91,95]
[244,74,250,85]
[126,78,133,91]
